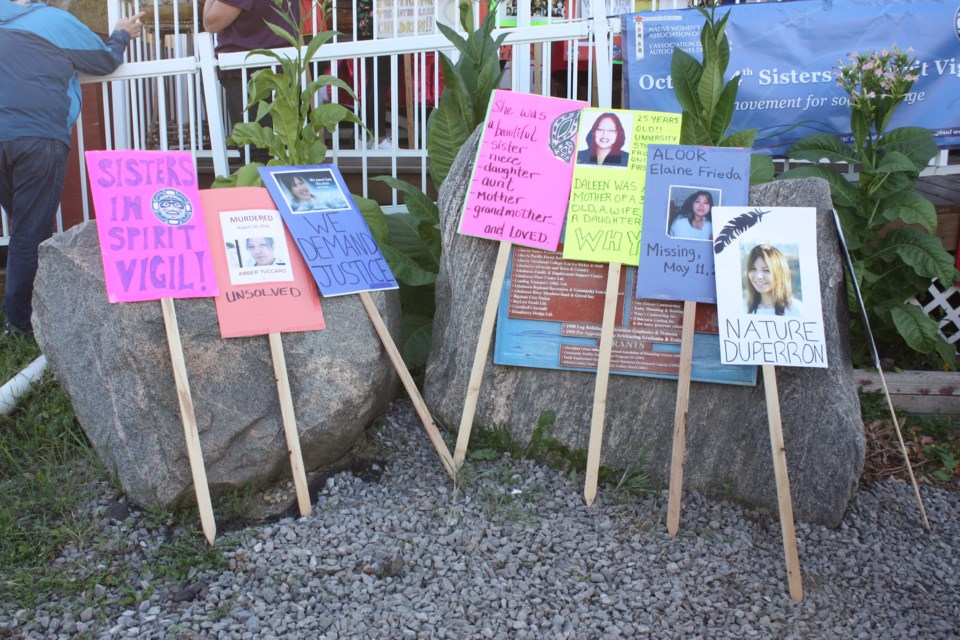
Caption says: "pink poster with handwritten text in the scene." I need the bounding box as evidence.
[458,90,586,251]
[85,150,218,303]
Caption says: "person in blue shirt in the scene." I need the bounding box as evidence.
[0,0,142,336]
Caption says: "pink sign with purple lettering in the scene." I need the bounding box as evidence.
[85,150,218,303]
[458,90,586,251]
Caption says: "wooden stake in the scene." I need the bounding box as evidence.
[358,291,456,479]
[874,367,931,532]
[583,262,622,506]
[160,297,216,545]
[666,300,697,535]
[831,208,929,531]
[453,241,513,469]
[268,332,312,517]
[762,365,803,602]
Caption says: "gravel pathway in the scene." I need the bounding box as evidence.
[3,400,959,639]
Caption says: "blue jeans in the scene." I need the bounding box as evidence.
[0,137,69,330]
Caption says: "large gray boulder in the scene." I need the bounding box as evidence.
[33,221,399,509]
[425,131,864,527]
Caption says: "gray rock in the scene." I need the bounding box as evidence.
[32,220,400,509]
[425,129,863,526]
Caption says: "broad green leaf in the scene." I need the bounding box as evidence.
[670,49,703,116]
[234,163,265,187]
[880,126,938,171]
[749,154,775,186]
[353,194,390,244]
[386,213,442,273]
[680,114,713,147]
[260,21,299,49]
[228,122,276,150]
[708,78,739,144]
[380,243,438,286]
[428,89,474,186]
[311,102,364,132]
[436,21,467,54]
[877,191,937,232]
[697,58,724,128]
[401,313,433,368]
[890,304,940,355]
[720,128,757,150]
[375,176,441,250]
[306,139,328,164]
[873,151,922,176]
[786,133,860,164]
[881,227,957,283]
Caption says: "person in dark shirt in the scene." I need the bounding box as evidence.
[203,0,299,161]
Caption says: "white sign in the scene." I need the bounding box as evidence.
[712,206,827,368]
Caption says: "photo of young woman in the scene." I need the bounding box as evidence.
[743,243,806,317]
[668,189,716,240]
[576,112,630,167]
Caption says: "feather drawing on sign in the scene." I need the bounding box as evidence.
[549,110,581,163]
[713,208,770,254]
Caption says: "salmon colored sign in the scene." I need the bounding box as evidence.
[562,108,681,265]
[85,150,218,302]
[200,188,325,338]
[458,90,586,251]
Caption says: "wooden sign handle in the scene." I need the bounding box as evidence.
[666,300,697,535]
[762,364,804,602]
[453,241,513,469]
[583,262,622,506]
[160,297,217,545]
[358,291,456,479]
[268,332,312,517]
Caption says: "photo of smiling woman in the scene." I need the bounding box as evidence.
[576,112,630,167]
[743,243,806,317]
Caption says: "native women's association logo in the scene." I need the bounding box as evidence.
[151,188,193,225]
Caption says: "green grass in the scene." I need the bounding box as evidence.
[0,331,231,618]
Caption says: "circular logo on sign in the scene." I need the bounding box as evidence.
[151,189,192,225]
[956,7,960,40]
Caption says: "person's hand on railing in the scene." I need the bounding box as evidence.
[115,11,146,40]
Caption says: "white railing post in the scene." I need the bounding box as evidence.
[196,33,231,180]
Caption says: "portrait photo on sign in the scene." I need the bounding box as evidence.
[219,209,294,286]
[666,186,720,241]
[272,169,351,213]
[712,206,827,368]
[576,110,634,168]
[741,242,805,318]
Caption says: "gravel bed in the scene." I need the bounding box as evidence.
[2,400,958,639]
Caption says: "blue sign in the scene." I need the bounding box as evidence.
[636,145,751,304]
[622,0,960,154]
[259,165,398,297]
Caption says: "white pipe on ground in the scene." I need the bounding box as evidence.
[0,355,48,416]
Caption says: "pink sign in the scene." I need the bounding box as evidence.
[200,188,326,338]
[458,90,586,251]
[84,150,218,303]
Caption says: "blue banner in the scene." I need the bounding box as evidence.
[622,0,960,154]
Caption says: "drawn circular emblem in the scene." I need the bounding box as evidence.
[956,7,960,40]
[151,189,192,225]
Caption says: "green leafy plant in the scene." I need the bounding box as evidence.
[372,1,507,367]
[779,46,957,367]
[669,2,774,185]
[211,0,363,188]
